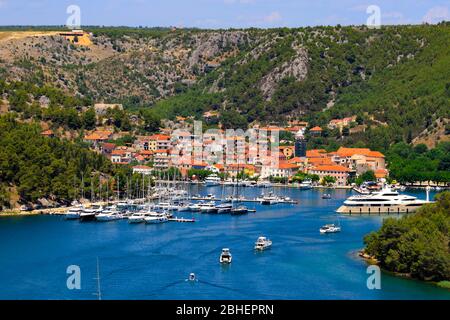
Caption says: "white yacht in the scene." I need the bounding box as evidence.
[65,206,83,220]
[128,211,152,224]
[219,248,232,264]
[297,179,312,190]
[337,187,431,214]
[205,174,221,186]
[188,203,201,212]
[215,202,232,213]
[155,202,179,211]
[144,214,168,224]
[79,207,101,222]
[258,192,280,205]
[199,201,218,213]
[320,224,341,234]
[254,236,272,251]
[96,207,123,222]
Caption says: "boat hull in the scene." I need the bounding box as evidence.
[79,214,96,222]
[337,204,424,214]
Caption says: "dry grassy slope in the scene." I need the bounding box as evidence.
[0,30,254,104]
[413,118,450,148]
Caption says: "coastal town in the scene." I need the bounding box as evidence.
[50,104,388,188]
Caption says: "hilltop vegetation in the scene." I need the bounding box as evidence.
[0,115,113,208]
[364,191,450,283]
[0,24,448,146]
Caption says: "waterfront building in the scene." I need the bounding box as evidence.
[334,147,386,173]
[308,165,351,186]
[153,149,170,170]
[132,165,153,175]
[260,161,299,179]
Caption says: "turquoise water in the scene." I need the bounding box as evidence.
[0,187,449,300]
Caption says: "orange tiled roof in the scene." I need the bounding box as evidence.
[337,147,384,158]
[277,162,299,170]
[308,157,334,165]
[133,165,152,170]
[147,134,171,141]
[311,165,351,172]
[111,149,127,156]
[288,157,305,163]
[375,168,388,178]
[306,149,328,158]
[310,126,323,132]
[213,163,224,170]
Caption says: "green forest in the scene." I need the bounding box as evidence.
[0,115,113,207]
[364,191,450,284]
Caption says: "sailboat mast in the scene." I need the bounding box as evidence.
[95,257,102,300]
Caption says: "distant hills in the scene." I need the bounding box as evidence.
[0,24,449,149]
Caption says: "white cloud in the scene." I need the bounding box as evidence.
[263,11,282,23]
[423,6,449,24]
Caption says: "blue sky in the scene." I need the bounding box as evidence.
[0,0,449,28]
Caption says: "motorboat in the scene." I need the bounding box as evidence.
[337,187,431,214]
[205,174,221,186]
[238,180,253,187]
[128,211,151,224]
[65,206,83,220]
[259,192,280,205]
[219,248,232,264]
[215,202,232,213]
[177,203,191,212]
[144,214,168,224]
[319,224,341,234]
[95,208,122,221]
[254,236,272,250]
[322,193,331,199]
[297,179,312,190]
[155,202,179,211]
[230,205,249,215]
[199,201,218,213]
[225,195,246,202]
[188,273,196,281]
[188,203,201,212]
[79,207,98,222]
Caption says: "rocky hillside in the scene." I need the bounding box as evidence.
[0,24,449,148]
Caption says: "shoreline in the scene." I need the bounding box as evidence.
[358,250,450,290]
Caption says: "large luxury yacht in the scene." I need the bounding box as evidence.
[336,187,431,214]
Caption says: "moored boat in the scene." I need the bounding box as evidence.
[337,187,431,214]
[219,248,232,264]
[199,201,218,213]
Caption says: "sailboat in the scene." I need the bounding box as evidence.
[230,166,249,215]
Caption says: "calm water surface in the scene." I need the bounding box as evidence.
[0,187,449,300]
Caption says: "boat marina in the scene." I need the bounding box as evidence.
[1,186,448,300]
